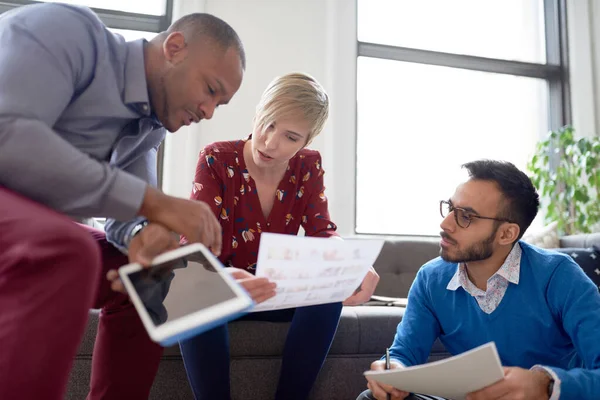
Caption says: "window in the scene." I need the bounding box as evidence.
[110,28,157,42]
[35,0,167,16]
[356,0,569,236]
[0,1,171,40]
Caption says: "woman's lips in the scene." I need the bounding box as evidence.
[258,150,273,161]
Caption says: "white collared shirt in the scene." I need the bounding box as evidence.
[447,244,521,314]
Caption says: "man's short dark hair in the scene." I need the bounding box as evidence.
[167,13,246,70]
[462,159,540,240]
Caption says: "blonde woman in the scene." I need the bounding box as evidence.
[179,73,379,399]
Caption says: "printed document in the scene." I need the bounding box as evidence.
[364,342,504,400]
[253,233,384,312]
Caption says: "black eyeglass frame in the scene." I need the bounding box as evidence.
[439,200,513,228]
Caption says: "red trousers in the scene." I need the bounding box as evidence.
[0,187,163,400]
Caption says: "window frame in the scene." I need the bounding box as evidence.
[354,0,571,236]
[0,0,173,32]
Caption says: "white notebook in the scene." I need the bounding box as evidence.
[364,342,504,400]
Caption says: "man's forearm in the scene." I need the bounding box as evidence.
[0,117,146,220]
[138,185,168,222]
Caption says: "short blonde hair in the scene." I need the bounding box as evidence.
[254,72,329,145]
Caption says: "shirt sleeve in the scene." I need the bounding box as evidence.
[388,266,441,367]
[104,144,161,251]
[0,4,147,220]
[301,154,338,238]
[541,258,600,398]
[180,146,225,245]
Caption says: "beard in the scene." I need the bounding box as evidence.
[440,225,498,263]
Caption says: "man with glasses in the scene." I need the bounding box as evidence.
[359,160,600,400]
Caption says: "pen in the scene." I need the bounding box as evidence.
[385,347,391,400]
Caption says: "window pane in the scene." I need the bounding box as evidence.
[356,57,548,236]
[358,0,546,63]
[37,0,166,16]
[110,28,157,41]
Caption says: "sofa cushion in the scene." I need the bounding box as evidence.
[555,247,600,291]
[372,237,440,298]
[81,306,405,359]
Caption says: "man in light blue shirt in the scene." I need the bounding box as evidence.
[0,3,275,399]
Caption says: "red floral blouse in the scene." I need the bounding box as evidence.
[188,138,338,272]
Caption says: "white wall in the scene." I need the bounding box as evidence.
[567,0,600,139]
[162,0,207,201]
[163,0,357,236]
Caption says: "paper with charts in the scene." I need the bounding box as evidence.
[364,342,504,400]
[252,233,384,312]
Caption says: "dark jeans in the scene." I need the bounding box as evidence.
[179,302,343,400]
[357,389,447,400]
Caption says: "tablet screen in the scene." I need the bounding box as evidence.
[126,250,239,327]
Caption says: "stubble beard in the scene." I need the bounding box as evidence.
[159,75,174,132]
[440,227,497,263]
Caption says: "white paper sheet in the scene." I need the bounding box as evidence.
[364,342,504,400]
[252,233,384,312]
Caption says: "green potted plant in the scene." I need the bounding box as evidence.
[527,126,600,235]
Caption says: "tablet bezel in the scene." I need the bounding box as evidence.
[118,243,253,346]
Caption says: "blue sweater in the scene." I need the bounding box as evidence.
[390,242,600,399]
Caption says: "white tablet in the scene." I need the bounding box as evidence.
[118,243,254,347]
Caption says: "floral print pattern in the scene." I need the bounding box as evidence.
[188,138,338,272]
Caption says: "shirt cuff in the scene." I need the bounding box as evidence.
[531,365,561,400]
[390,358,405,368]
[104,216,147,253]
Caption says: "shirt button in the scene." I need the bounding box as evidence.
[142,104,149,112]
[267,222,271,227]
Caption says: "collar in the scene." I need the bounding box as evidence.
[123,39,152,116]
[446,243,522,291]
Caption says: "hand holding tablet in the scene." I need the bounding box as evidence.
[118,244,254,346]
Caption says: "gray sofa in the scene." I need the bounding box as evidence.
[66,233,600,400]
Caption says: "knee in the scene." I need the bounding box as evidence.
[17,217,101,279]
[327,301,343,313]
[294,302,342,321]
[313,301,343,317]
[48,218,99,255]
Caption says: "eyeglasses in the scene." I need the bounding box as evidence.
[440,200,513,229]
